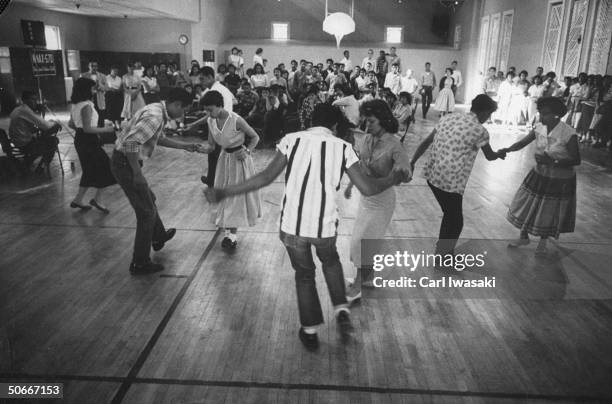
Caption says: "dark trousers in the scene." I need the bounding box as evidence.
[280,231,348,327]
[205,144,221,187]
[22,128,60,165]
[111,150,167,265]
[422,86,433,118]
[428,181,463,254]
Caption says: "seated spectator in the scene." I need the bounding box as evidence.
[8,91,61,172]
[216,64,228,83]
[223,64,241,95]
[299,84,322,130]
[262,85,286,146]
[245,87,268,130]
[236,82,259,117]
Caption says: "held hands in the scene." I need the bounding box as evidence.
[184,143,200,152]
[496,149,507,160]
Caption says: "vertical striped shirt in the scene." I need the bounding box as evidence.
[277,127,359,238]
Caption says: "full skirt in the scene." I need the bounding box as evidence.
[506,166,576,238]
[74,131,117,188]
[433,88,455,113]
[212,150,261,228]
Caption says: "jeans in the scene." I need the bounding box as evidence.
[422,86,433,118]
[111,150,167,265]
[428,181,463,254]
[280,231,348,327]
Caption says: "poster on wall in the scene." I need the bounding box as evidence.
[30,49,57,76]
[21,20,46,47]
[67,50,79,71]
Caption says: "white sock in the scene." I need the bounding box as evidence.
[334,306,350,317]
[227,232,237,242]
[303,326,318,334]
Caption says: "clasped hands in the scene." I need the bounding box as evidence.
[184,143,214,153]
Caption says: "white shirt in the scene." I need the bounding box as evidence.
[384,72,402,95]
[277,127,359,238]
[204,81,235,112]
[332,95,360,126]
[253,54,264,67]
[452,69,463,87]
[361,56,376,71]
[401,76,419,94]
[355,76,367,91]
[106,75,122,91]
[134,68,144,79]
[340,57,353,72]
[71,101,97,129]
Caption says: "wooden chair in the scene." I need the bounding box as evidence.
[0,128,64,177]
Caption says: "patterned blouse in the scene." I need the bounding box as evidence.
[299,93,321,130]
[423,112,490,194]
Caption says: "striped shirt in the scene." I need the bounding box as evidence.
[277,127,359,238]
[115,102,169,160]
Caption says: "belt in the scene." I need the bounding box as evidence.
[128,87,139,90]
[225,145,244,153]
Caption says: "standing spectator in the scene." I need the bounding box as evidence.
[250,63,269,89]
[340,50,353,74]
[527,75,545,128]
[361,49,377,72]
[121,63,145,121]
[253,48,264,68]
[80,61,106,127]
[387,47,401,72]
[228,47,243,77]
[400,69,420,121]
[376,50,389,88]
[156,63,173,100]
[332,84,360,126]
[189,65,200,86]
[105,65,123,129]
[133,61,144,79]
[142,66,160,105]
[450,60,463,96]
[420,62,436,119]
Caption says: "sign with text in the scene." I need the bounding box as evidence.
[30,50,57,77]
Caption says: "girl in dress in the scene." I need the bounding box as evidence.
[503,97,580,256]
[344,100,409,302]
[189,65,200,86]
[69,78,117,212]
[228,47,243,77]
[199,90,261,249]
[527,75,545,128]
[250,63,269,90]
[434,68,455,116]
[141,66,160,105]
[121,63,145,121]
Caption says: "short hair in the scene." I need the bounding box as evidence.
[199,66,215,78]
[537,97,567,116]
[71,78,96,103]
[506,71,516,78]
[445,67,454,75]
[452,60,458,64]
[360,99,399,133]
[334,83,352,95]
[199,90,224,107]
[110,65,119,71]
[398,92,412,104]
[470,94,497,113]
[311,103,344,129]
[391,63,400,68]
[546,71,556,79]
[231,47,239,52]
[488,66,497,72]
[217,64,227,73]
[167,87,193,106]
[21,90,38,101]
[519,70,528,77]
[326,58,334,64]
[425,62,431,66]
[256,48,263,54]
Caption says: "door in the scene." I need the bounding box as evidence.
[563,0,589,76]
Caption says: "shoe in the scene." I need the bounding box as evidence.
[337,310,354,337]
[508,237,530,248]
[535,244,548,257]
[152,228,176,252]
[70,201,92,211]
[89,199,110,214]
[200,175,208,184]
[129,261,164,275]
[298,327,319,351]
[346,282,362,305]
[221,237,237,250]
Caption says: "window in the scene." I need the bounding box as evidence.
[44,25,61,50]
[386,26,403,43]
[272,22,289,40]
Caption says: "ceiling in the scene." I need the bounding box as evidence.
[13,0,199,20]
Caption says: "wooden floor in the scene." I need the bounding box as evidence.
[1,109,612,404]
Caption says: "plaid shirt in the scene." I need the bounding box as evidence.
[115,102,169,160]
